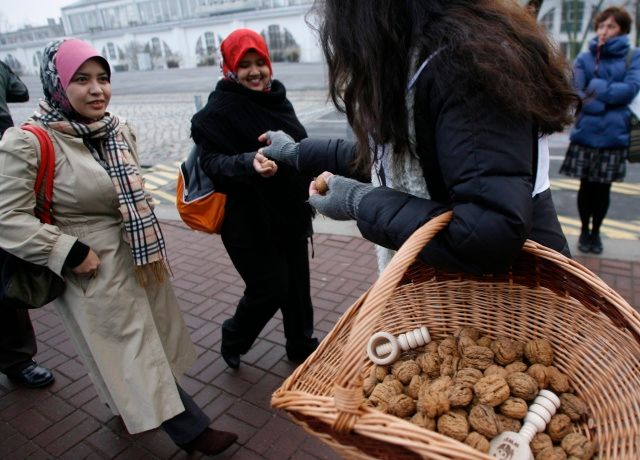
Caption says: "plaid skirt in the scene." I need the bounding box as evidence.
[559,142,627,183]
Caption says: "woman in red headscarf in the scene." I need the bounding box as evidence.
[191,28,318,369]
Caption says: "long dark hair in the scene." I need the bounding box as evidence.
[310,0,579,169]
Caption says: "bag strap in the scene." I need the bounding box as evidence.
[20,125,55,224]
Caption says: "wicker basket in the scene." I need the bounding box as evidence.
[271,211,640,459]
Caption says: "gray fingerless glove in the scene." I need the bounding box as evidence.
[308,176,374,221]
[261,130,300,168]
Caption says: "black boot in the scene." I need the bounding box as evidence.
[178,427,238,455]
[578,230,591,253]
[221,318,242,369]
[590,232,603,254]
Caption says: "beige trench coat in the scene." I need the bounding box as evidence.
[0,120,197,434]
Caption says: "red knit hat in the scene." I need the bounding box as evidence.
[220,28,272,78]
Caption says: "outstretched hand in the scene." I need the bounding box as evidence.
[308,172,374,221]
[253,152,278,177]
[257,130,299,168]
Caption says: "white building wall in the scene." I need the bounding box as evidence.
[0,4,320,75]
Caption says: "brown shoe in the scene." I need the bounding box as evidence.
[179,427,238,455]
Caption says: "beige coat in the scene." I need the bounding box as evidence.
[0,120,197,434]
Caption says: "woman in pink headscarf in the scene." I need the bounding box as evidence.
[0,38,237,455]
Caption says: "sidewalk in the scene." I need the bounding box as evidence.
[1,216,638,459]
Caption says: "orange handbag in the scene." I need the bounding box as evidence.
[176,145,226,233]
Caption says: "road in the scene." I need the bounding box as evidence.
[7,63,640,243]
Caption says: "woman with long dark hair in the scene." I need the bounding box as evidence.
[261,0,579,274]
[559,6,640,254]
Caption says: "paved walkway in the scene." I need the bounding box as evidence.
[1,218,638,459]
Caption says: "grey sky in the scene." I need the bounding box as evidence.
[0,0,74,31]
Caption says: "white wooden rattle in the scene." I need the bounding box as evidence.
[366,326,431,365]
[489,389,561,459]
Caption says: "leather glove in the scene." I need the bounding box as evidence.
[309,175,374,221]
[259,130,299,168]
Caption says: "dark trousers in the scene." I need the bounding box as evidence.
[161,384,210,444]
[0,303,37,374]
[221,238,314,355]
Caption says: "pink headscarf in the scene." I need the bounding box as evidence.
[56,39,110,90]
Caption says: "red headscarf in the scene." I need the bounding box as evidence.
[220,28,273,79]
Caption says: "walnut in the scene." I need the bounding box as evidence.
[476,336,493,348]
[468,404,501,438]
[547,366,571,393]
[484,364,508,379]
[437,409,469,441]
[497,414,522,433]
[499,397,528,419]
[382,375,404,392]
[392,360,421,385]
[314,176,328,194]
[531,433,554,455]
[410,412,436,431]
[388,393,416,418]
[547,414,573,441]
[418,390,450,418]
[465,431,490,453]
[428,376,453,394]
[438,337,459,358]
[454,368,484,389]
[416,352,441,378]
[507,372,539,401]
[505,361,528,374]
[525,338,554,366]
[527,363,549,389]
[474,375,510,406]
[363,372,378,397]
[457,336,477,356]
[405,374,425,400]
[425,340,439,355]
[460,345,495,370]
[559,393,588,422]
[490,338,524,365]
[454,326,483,341]
[536,446,568,460]
[560,432,595,459]
[447,383,474,408]
[440,355,461,377]
[369,381,401,405]
[374,365,389,381]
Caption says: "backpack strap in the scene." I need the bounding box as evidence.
[21,125,55,224]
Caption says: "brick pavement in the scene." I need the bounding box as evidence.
[1,220,638,459]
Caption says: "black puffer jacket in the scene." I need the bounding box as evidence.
[297,59,569,274]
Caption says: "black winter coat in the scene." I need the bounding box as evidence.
[191,79,312,246]
[297,60,569,274]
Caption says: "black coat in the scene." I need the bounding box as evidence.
[297,60,569,274]
[191,79,312,246]
[0,61,29,136]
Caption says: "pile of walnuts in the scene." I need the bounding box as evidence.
[362,327,595,459]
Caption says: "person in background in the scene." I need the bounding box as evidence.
[261,0,578,274]
[0,59,55,389]
[0,38,237,455]
[191,28,318,370]
[560,6,640,254]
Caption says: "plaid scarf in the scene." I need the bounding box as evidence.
[35,100,169,285]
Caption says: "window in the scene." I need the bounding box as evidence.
[561,0,584,34]
[107,42,117,60]
[540,9,555,31]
